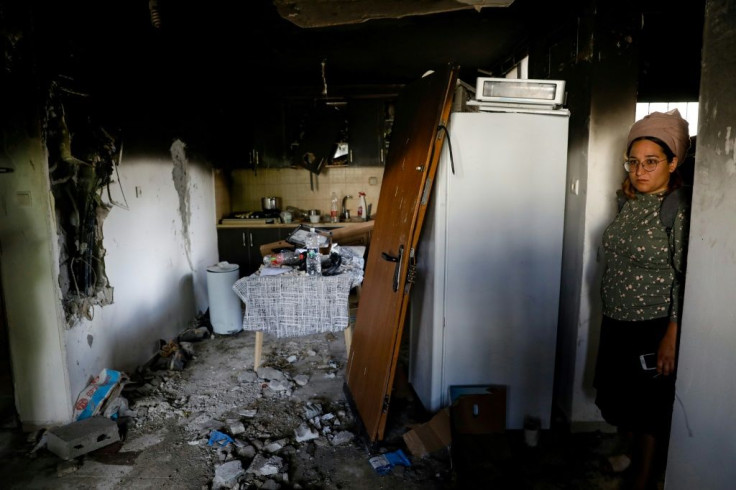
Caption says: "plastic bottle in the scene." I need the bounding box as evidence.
[357,192,367,221]
[262,251,300,267]
[305,228,322,276]
[330,192,339,223]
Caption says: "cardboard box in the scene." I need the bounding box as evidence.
[402,408,451,458]
[449,385,507,434]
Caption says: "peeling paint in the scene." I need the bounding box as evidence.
[170,139,193,270]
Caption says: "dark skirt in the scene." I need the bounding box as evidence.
[593,316,676,437]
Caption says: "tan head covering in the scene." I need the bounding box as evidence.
[626,109,691,166]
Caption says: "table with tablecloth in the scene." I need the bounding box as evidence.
[232,246,364,367]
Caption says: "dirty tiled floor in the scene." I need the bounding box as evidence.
[0,325,650,489]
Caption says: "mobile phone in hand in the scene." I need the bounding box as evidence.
[640,353,658,371]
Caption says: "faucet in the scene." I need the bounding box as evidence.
[342,195,353,221]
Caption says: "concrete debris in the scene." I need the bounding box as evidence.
[240,408,258,418]
[246,454,284,477]
[267,379,290,392]
[261,479,282,490]
[294,423,319,443]
[256,367,286,381]
[263,439,286,453]
[212,460,245,489]
[41,324,389,488]
[330,431,355,446]
[237,371,258,383]
[304,403,323,420]
[236,444,257,459]
[228,421,246,435]
[47,416,120,460]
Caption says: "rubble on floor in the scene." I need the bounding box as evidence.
[0,320,453,489]
[0,307,634,489]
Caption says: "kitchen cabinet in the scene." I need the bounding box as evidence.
[217,227,286,277]
[348,99,387,167]
[244,94,395,170]
[250,103,290,169]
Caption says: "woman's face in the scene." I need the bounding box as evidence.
[627,139,676,194]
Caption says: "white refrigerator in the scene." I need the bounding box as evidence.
[409,107,570,429]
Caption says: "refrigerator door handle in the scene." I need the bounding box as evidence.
[381,245,404,292]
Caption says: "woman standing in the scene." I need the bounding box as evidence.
[594,109,692,490]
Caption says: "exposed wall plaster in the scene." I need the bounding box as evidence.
[171,139,193,270]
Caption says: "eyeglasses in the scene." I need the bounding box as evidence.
[624,157,667,173]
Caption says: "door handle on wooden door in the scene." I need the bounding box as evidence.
[381,245,404,292]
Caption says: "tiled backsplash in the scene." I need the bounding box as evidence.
[227,166,384,220]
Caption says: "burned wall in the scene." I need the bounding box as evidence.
[44,81,118,323]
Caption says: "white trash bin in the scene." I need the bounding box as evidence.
[206,261,242,334]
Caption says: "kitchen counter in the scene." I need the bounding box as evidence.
[217,220,372,229]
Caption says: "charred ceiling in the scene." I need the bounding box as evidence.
[11,0,704,165]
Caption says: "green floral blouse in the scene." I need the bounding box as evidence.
[601,191,690,322]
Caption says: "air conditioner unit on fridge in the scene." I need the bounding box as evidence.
[472,77,566,109]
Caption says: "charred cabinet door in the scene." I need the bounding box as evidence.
[345,64,458,441]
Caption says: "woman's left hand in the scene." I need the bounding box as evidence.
[657,321,679,376]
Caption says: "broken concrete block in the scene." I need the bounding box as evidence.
[236,444,256,459]
[330,431,354,446]
[262,479,281,490]
[294,423,319,443]
[47,416,120,460]
[246,454,283,477]
[256,367,285,381]
[268,380,289,392]
[228,421,246,435]
[212,460,244,489]
[304,403,322,420]
[264,441,283,453]
[239,409,258,418]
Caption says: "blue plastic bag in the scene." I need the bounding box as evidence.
[208,430,235,447]
[369,449,411,475]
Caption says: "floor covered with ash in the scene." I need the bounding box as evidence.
[0,322,642,489]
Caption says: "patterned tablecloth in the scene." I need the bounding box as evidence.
[232,248,364,338]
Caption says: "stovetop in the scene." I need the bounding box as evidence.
[230,210,281,219]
